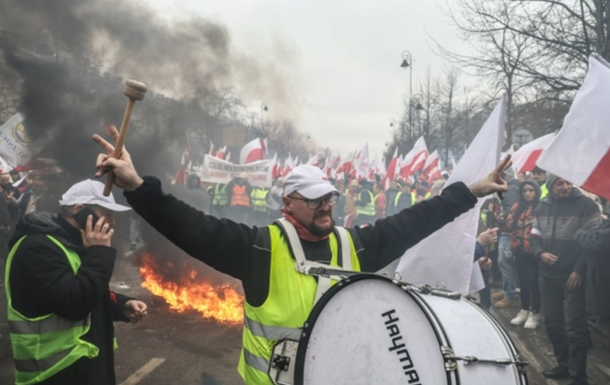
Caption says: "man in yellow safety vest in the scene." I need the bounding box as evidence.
[5,179,148,385]
[94,125,512,385]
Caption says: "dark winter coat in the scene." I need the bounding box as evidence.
[530,188,602,279]
[575,219,610,317]
[7,212,133,385]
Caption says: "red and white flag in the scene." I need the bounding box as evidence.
[337,151,354,175]
[421,149,441,184]
[216,146,227,160]
[385,148,398,183]
[240,138,264,164]
[537,54,610,200]
[511,134,554,173]
[209,141,216,157]
[355,144,369,178]
[174,148,190,185]
[400,136,428,179]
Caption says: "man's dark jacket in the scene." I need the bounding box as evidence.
[575,219,610,317]
[7,212,132,385]
[529,188,601,280]
[125,177,477,307]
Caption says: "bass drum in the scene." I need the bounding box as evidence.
[294,274,528,385]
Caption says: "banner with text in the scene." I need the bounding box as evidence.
[201,155,273,187]
[0,113,47,169]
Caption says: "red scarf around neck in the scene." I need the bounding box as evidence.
[281,210,330,242]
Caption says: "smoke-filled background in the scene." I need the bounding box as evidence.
[0,0,302,180]
[0,0,308,287]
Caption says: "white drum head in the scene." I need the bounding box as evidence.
[295,274,448,385]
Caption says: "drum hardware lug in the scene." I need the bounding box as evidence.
[441,346,530,368]
[441,346,458,371]
[271,354,291,372]
[430,289,461,300]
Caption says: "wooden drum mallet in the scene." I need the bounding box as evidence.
[103,79,147,196]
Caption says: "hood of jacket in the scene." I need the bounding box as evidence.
[9,211,83,251]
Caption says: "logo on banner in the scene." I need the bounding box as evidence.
[12,122,34,147]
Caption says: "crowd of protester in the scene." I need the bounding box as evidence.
[3,159,607,385]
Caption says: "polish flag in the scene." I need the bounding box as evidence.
[400,137,428,179]
[271,154,279,179]
[216,146,227,160]
[282,154,294,177]
[225,151,231,163]
[355,144,369,178]
[511,134,554,173]
[261,138,268,154]
[385,148,398,182]
[174,148,190,185]
[421,149,441,183]
[240,138,263,164]
[538,54,610,200]
[209,141,216,157]
[337,151,354,175]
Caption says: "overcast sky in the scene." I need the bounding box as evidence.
[146,0,471,159]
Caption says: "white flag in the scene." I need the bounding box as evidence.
[396,95,506,294]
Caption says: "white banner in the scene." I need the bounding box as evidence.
[201,155,273,187]
[0,113,47,168]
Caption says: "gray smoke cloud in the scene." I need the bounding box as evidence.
[0,0,297,180]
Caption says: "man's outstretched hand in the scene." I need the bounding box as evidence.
[93,125,144,192]
[468,155,513,198]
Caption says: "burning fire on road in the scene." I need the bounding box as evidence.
[139,252,244,326]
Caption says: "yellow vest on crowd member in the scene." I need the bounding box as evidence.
[411,190,430,204]
[5,236,100,385]
[212,184,229,206]
[394,191,410,207]
[356,189,375,216]
[237,225,361,384]
[231,185,250,207]
[540,183,548,199]
[251,188,268,212]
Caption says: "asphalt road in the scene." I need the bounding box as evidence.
[2,253,610,385]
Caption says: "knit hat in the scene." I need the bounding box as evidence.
[546,173,560,189]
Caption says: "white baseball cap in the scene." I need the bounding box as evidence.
[59,179,131,212]
[283,165,338,199]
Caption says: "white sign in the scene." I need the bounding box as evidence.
[0,113,47,167]
[200,155,273,187]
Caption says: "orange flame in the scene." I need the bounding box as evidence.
[139,253,244,325]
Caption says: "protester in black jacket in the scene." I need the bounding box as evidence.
[530,174,602,383]
[5,180,148,385]
[93,125,511,384]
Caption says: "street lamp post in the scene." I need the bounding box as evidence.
[400,51,413,137]
[261,102,269,133]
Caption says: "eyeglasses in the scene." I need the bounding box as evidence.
[288,193,339,210]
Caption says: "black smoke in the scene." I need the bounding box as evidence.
[0,0,235,180]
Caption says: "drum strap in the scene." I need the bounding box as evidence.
[275,218,354,304]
